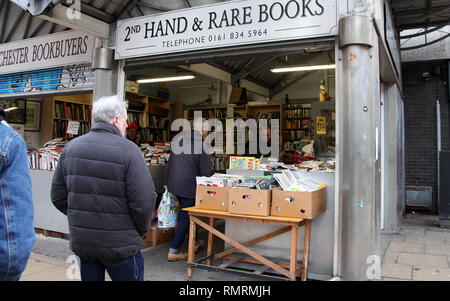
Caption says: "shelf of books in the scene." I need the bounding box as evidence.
[125,92,171,144]
[282,104,312,152]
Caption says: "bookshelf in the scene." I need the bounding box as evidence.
[147,95,170,143]
[126,92,171,144]
[282,104,312,152]
[40,94,92,146]
[185,105,228,171]
[186,104,283,158]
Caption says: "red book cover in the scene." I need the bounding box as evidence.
[63,102,67,119]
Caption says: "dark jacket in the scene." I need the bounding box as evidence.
[165,130,212,199]
[51,122,157,261]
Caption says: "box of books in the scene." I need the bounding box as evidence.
[228,188,271,216]
[271,169,326,219]
[195,185,229,211]
[271,185,326,219]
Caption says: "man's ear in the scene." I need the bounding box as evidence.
[111,116,119,126]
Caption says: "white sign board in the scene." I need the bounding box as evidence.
[66,121,80,135]
[115,0,338,59]
[0,30,95,75]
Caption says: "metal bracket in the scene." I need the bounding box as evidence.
[339,15,374,49]
[92,47,114,70]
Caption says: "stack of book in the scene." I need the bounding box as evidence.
[141,143,170,166]
[273,169,321,192]
[27,138,67,170]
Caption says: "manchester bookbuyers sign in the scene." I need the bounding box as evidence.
[0,30,94,75]
[115,0,338,59]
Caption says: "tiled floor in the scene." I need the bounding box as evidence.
[381,213,450,281]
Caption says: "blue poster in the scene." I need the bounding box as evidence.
[0,65,93,95]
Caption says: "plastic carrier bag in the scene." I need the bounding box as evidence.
[157,189,179,229]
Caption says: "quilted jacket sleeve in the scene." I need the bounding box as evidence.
[126,148,157,236]
[51,151,68,215]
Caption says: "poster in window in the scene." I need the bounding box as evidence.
[316,116,327,135]
[25,101,41,131]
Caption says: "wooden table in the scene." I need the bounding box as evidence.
[184,207,311,281]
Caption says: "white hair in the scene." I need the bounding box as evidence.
[92,95,128,124]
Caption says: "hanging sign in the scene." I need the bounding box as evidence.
[0,30,95,75]
[316,116,326,134]
[115,0,338,59]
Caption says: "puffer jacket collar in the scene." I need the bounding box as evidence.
[91,121,122,137]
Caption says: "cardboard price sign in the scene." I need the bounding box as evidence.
[66,121,80,135]
[316,116,326,135]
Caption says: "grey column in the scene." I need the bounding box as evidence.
[336,15,382,280]
[92,38,117,103]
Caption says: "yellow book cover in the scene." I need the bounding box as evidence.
[245,157,255,170]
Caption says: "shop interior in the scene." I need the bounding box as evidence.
[124,47,336,174]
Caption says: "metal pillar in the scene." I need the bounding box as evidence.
[91,38,117,103]
[336,15,382,280]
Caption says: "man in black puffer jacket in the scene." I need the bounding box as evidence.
[51,95,157,281]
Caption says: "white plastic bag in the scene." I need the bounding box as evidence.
[302,140,315,155]
[157,189,179,229]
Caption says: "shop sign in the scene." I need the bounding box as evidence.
[115,0,338,59]
[0,30,95,75]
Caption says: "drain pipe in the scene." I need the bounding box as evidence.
[437,100,441,215]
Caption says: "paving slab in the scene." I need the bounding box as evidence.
[21,265,76,281]
[412,266,450,281]
[381,263,412,280]
[386,241,425,254]
[425,245,450,256]
[397,253,449,269]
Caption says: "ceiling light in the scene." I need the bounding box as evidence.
[4,107,18,112]
[271,64,336,73]
[137,75,196,83]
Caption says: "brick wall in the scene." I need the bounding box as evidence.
[403,61,449,213]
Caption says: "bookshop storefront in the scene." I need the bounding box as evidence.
[0,30,96,235]
[113,0,404,280]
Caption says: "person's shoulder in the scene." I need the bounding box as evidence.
[0,123,24,146]
[118,137,143,158]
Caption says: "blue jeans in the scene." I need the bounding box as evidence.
[169,197,197,253]
[80,251,144,281]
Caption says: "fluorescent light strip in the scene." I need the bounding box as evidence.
[271,64,336,73]
[137,75,196,83]
[4,107,18,112]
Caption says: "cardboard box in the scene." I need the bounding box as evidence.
[126,80,139,93]
[228,188,271,216]
[195,185,229,211]
[140,225,174,249]
[271,186,326,219]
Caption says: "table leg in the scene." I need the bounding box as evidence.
[187,218,196,278]
[301,219,311,281]
[290,224,299,280]
[206,217,215,266]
